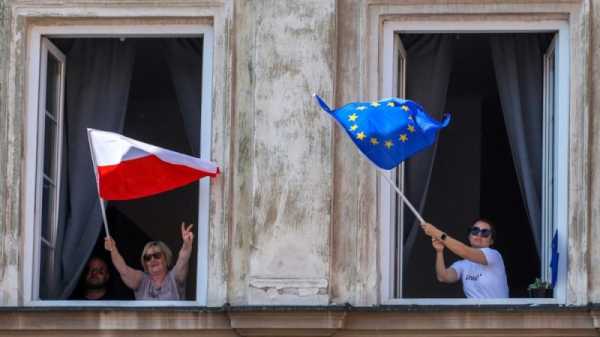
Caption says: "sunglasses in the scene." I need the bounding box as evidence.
[468,226,492,238]
[143,252,163,262]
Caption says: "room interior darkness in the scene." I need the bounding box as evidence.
[401,34,544,298]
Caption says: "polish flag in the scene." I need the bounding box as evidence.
[87,128,220,200]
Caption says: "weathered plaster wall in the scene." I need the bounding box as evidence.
[231,0,335,305]
[562,0,592,306]
[330,0,378,305]
[588,0,600,304]
[0,0,22,306]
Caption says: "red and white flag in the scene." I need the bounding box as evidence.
[87,128,220,201]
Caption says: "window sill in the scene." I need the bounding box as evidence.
[0,304,595,337]
[381,298,560,306]
[23,300,209,308]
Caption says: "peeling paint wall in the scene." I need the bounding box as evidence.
[239,0,335,305]
[0,0,22,306]
[588,0,600,303]
[330,0,378,305]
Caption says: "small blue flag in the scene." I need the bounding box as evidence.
[314,95,450,170]
[550,230,559,288]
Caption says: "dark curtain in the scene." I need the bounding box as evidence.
[489,35,544,255]
[162,38,203,156]
[401,35,454,267]
[52,39,136,299]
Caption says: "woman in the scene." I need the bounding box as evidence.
[421,219,509,298]
[104,222,194,300]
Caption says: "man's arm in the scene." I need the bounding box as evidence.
[422,223,488,265]
[104,237,144,289]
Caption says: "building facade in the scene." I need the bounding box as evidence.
[1,0,600,335]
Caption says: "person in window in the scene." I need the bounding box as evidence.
[71,256,116,300]
[421,219,509,298]
[104,222,194,300]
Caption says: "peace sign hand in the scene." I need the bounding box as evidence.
[181,222,194,246]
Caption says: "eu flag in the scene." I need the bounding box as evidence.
[550,230,559,288]
[314,95,450,170]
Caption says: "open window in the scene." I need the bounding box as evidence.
[36,38,66,299]
[381,27,568,303]
[26,28,214,305]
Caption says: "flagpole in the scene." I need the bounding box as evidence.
[87,129,111,238]
[378,169,426,224]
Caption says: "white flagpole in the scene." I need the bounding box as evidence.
[378,169,426,224]
[87,129,111,237]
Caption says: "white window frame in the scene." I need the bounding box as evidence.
[379,20,569,305]
[35,37,66,300]
[23,23,215,306]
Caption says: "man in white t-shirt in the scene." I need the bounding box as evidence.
[421,219,509,298]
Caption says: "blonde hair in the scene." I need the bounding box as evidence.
[140,241,173,272]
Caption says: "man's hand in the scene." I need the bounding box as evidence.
[432,238,445,252]
[181,222,194,246]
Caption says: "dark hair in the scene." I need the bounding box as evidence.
[86,256,108,271]
[469,218,496,240]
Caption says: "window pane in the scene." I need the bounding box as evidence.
[41,178,54,242]
[39,241,53,299]
[45,53,60,119]
[43,117,57,176]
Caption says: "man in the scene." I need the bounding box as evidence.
[76,256,114,300]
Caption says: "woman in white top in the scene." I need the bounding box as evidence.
[421,219,509,298]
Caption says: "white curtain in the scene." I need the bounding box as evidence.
[490,34,544,255]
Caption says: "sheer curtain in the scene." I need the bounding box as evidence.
[401,34,454,267]
[162,38,204,156]
[490,34,544,255]
[52,39,136,299]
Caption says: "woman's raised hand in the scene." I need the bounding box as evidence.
[181,222,194,245]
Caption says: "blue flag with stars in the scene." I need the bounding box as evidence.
[314,95,450,170]
[550,230,559,288]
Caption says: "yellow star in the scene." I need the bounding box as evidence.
[370,137,379,145]
[371,101,381,107]
[399,134,408,143]
[385,140,394,149]
[348,113,358,122]
[407,125,415,133]
[401,105,410,112]
[356,106,367,111]
[356,132,366,140]
[349,124,358,131]
[387,102,395,107]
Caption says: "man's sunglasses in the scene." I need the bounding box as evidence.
[143,252,163,262]
[468,226,492,238]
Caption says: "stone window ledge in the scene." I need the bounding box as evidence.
[1,305,599,336]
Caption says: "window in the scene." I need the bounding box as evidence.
[24,25,214,305]
[379,21,569,304]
